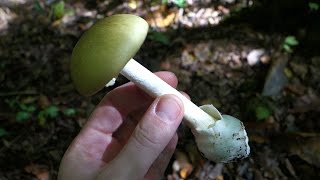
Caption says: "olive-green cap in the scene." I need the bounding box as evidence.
[70,14,149,96]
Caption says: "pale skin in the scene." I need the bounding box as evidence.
[58,72,188,180]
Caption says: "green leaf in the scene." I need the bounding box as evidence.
[63,108,76,117]
[255,106,271,121]
[5,98,18,109]
[37,111,46,126]
[309,2,319,11]
[283,44,292,53]
[0,128,8,137]
[284,36,299,46]
[33,0,44,12]
[162,0,186,8]
[173,0,186,8]
[16,111,31,122]
[52,1,65,19]
[44,106,59,118]
[19,104,36,112]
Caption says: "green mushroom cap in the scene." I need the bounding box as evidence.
[70,14,149,96]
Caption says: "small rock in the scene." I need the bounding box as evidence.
[260,54,271,64]
[194,43,211,62]
[247,49,266,66]
[262,56,288,96]
[181,49,195,66]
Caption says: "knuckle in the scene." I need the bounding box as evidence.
[133,122,165,149]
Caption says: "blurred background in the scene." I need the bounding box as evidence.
[0,0,319,179]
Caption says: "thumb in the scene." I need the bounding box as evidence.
[97,94,184,180]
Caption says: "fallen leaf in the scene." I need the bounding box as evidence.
[274,133,320,167]
[173,151,193,179]
[145,7,177,28]
[196,161,224,180]
[181,49,196,66]
[216,175,224,180]
[218,5,230,14]
[290,136,320,167]
[51,19,62,27]
[249,134,269,143]
[290,91,320,113]
[290,61,308,79]
[38,94,50,108]
[128,0,137,9]
[285,84,306,96]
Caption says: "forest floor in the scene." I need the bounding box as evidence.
[0,0,320,179]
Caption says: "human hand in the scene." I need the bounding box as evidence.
[58,72,185,180]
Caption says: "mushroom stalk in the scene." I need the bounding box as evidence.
[121,59,216,129]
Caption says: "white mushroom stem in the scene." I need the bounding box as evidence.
[120,59,217,130]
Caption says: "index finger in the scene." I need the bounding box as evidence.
[98,71,178,117]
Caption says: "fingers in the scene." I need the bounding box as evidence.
[99,71,178,117]
[145,134,178,180]
[97,95,184,179]
[71,72,178,152]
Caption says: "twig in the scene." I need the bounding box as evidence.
[0,90,38,97]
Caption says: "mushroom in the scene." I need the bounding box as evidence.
[70,14,250,162]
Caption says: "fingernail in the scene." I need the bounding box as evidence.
[155,95,182,122]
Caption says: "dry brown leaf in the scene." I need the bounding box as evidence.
[21,96,38,104]
[249,134,269,144]
[288,135,320,167]
[245,121,279,131]
[38,94,50,108]
[290,91,320,113]
[217,5,230,14]
[285,84,306,96]
[180,165,193,179]
[275,133,320,167]
[173,151,193,179]
[51,19,62,27]
[196,162,224,180]
[145,7,177,28]
[181,49,196,66]
[128,0,137,9]
[216,175,224,180]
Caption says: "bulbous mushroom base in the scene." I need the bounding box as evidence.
[192,105,250,163]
